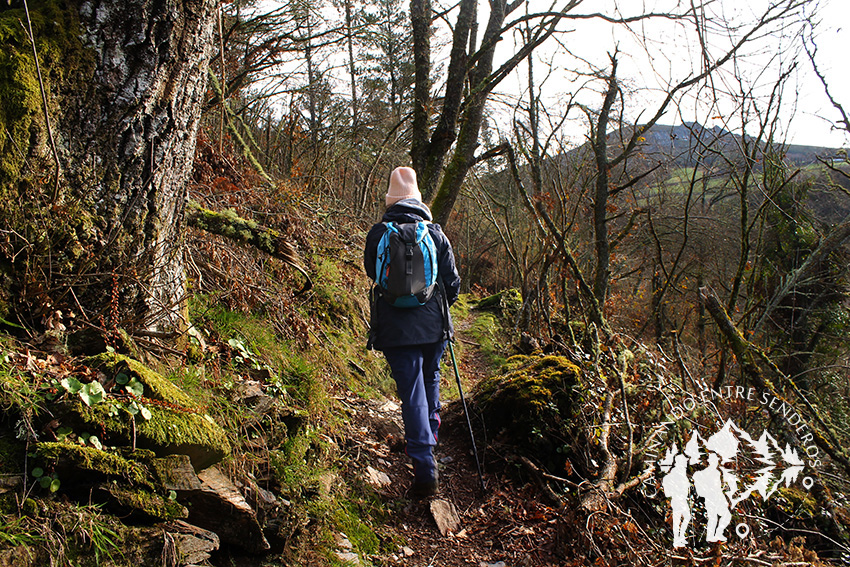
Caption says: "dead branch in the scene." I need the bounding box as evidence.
[186,201,312,294]
[617,352,634,484]
[700,287,850,477]
[520,456,569,509]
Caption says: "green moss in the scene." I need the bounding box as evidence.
[101,484,187,521]
[85,353,196,408]
[74,400,230,470]
[75,354,231,469]
[34,441,154,489]
[0,1,89,186]
[474,354,584,467]
[776,486,819,518]
[474,288,522,314]
[331,499,380,555]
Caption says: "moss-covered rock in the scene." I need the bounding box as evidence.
[96,484,187,522]
[474,288,523,315]
[72,353,231,469]
[34,441,154,489]
[474,354,584,467]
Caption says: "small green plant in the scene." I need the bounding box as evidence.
[31,467,60,493]
[68,504,123,566]
[228,337,274,373]
[0,515,44,547]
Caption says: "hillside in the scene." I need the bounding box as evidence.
[636,122,844,167]
[1,155,848,565]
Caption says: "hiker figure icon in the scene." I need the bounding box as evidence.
[661,450,692,548]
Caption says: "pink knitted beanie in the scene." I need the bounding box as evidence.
[386,167,422,207]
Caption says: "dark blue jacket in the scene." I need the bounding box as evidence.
[364,199,460,350]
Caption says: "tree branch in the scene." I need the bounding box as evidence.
[186,201,312,294]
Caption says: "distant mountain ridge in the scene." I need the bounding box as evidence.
[636,122,843,166]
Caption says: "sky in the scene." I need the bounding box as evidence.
[255,0,849,150]
[478,0,850,150]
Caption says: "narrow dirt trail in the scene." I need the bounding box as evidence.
[340,312,564,567]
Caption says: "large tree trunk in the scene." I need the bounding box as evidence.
[0,0,217,333]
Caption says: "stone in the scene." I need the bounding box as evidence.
[335,551,360,565]
[244,478,279,513]
[153,454,203,492]
[402,546,415,556]
[0,547,32,567]
[335,532,354,550]
[0,475,23,494]
[165,521,219,565]
[518,332,540,354]
[430,498,461,536]
[183,466,270,553]
[365,466,391,488]
[233,379,264,402]
[95,483,188,521]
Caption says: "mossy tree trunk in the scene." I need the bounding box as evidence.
[0,0,217,333]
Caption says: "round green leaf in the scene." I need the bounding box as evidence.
[49,478,61,493]
[80,382,105,407]
[61,377,82,394]
[138,404,152,421]
[56,426,73,441]
[125,378,144,398]
[32,467,44,478]
[115,373,130,385]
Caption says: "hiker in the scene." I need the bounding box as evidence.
[364,166,461,497]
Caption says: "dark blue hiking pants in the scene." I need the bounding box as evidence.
[382,340,447,483]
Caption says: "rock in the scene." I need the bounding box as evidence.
[165,521,220,566]
[518,332,540,354]
[335,551,360,565]
[0,474,23,494]
[243,478,279,515]
[153,454,203,492]
[373,418,403,441]
[430,498,461,536]
[335,532,353,550]
[364,466,391,488]
[183,466,270,553]
[480,562,508,567]
[402,546,415,556]
[82,353,231,470]
[233,379,264,402]
[33,442,154,489]
[96,483,188,521]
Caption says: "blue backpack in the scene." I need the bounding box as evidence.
[374,221,438,307]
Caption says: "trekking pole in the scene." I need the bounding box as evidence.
[447,340,486,493]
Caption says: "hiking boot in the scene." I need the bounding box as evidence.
[410,478,439,498]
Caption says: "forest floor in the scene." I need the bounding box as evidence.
[336,314,566,567]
